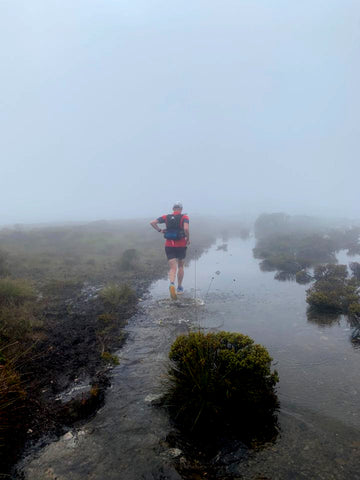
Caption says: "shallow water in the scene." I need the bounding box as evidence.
[151,237,360,477]
[20,237,360,479]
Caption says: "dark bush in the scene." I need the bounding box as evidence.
[295,269,312,284]
[307,264,360,314]
[306,290,343,312]
[166,331,279,437]
[253,232,336,280]
[313,264,348,282]
[348,302,360,317]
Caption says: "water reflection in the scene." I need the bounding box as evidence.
[306,309,360,350]
[306,309,342,327]
[274,271,296,282]
[255,245,360,284]
[349,316,360,349]
[350,261,360,279]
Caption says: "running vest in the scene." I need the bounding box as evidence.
[163,214,185,240]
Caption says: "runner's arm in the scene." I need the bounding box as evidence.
[184,222,190,245]
[150,219,164,233]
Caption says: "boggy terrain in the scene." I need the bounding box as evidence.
[4,212,359,477]
[0,216,249,477]
[253,213,360,283]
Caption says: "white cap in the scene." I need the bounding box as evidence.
[173,201,183,209]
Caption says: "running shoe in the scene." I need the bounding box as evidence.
[177,286,184,295]
[169,283,177,300]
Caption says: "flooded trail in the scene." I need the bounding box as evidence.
[20,237,360,479]
[20,294,203,480]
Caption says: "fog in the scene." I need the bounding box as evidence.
[1,0,359,225]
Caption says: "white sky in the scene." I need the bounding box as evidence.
[1,0,359,223]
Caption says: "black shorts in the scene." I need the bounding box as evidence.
[165,247,187,260]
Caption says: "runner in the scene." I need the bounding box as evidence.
[150,202,190,300]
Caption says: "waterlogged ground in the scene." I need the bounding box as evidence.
[19,238,360,479]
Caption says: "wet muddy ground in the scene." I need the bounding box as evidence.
[4,282,144,478]
[17,295,199,480]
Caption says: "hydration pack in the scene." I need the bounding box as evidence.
[164,214,185,240]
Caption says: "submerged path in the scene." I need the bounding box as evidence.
[19,238,360,479]
[20,294,202,480]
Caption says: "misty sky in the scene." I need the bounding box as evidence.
[1,0,359,224]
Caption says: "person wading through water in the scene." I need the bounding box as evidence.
[150,202,190,300]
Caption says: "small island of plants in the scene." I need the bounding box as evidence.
[253,213,360,282]
[306,263,360,316]
[165,330,279,443]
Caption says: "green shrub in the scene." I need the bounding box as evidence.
[166,331,279,435]
[295,269,312,284]
[307,264,360,314]
[0,278,36,307]
[313,264,348,282]
[348,302,360,317]
[101,351,120,365]
[306,291,343,312]
[99,283,136,309]
[253,227,339,279]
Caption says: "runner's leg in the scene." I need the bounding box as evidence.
[177,259,185,287]
[168,258,177,283]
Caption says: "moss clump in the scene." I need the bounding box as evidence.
[166,331,279,437]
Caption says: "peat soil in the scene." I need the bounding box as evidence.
[1,279,150,479]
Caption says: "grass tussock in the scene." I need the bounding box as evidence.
[0,348,27,459]
[166,331,279,440]
[0,278,36,307]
